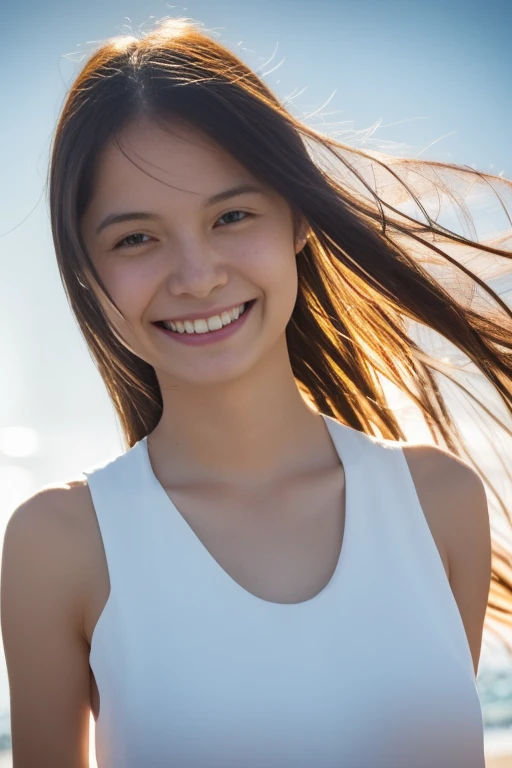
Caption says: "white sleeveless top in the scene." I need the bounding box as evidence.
[82,413,485,768]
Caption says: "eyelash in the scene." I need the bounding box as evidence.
[113,210,253,250]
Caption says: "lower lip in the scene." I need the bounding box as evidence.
[153,301,256,346]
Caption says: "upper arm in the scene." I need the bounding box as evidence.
[440,454,492,678]
[404,444,492,678]
[0,487,92,767]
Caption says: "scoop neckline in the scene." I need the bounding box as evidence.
[138,412,355,609]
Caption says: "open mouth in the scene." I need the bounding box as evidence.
[154,299,256,336]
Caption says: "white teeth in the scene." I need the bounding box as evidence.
[207,315,223,331]
[160,302,248,334]
[193,318,209,333]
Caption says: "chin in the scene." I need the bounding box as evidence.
[161,352,262,390]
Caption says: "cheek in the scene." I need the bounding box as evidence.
[92,269,152,353]
[97,261,154,319]
[248,243,298,313]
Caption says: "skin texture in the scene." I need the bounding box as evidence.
[0,116,492,766]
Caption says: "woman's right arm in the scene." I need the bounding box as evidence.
[1,487,93,767]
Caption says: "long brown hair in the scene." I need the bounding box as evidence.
[48,17,512,653]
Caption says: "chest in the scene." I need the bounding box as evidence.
[85,453,452,645]
[88,457,482,768]
[86,452,451,722]
[87,465,347,719]
[158,465,348,604]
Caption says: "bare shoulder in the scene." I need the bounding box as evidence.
[4,475,97,559]
[2,476,106,641]
[401,442,492,676]
[400,441,490,577]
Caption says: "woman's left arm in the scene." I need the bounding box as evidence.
[403,444,492,678]
[440,454,492,677]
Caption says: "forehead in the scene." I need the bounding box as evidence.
[88,117,254,207]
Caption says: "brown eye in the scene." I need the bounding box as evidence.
[114,233,152,249]
[216,211,252,226]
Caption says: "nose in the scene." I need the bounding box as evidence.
[165,239,229,298]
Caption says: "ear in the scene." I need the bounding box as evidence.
[293,212,311,254]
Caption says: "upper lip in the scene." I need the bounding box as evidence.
[154,300,252,324]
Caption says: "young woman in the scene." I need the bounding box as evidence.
[2,15,512,768]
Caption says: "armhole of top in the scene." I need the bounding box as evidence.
[81,468,114,661]
[396,444,451,579]
[397,443,480,678]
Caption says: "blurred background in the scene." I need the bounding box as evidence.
[1,0,512,765]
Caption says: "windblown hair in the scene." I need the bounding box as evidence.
[48,17,512,653]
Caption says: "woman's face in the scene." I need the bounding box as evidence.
[81,116,308,387]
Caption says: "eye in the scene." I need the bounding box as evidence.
[216,210,252,226]
[114,233,153,249]
[113,211,252,250]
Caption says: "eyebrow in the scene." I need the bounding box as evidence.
[94,183,268,236]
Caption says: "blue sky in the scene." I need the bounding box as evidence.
[1,0,511,714]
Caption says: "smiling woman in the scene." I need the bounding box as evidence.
[1,13,512,768]
[77,112,304,386]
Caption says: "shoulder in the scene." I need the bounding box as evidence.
[401,441,488,501]
[400,442,490,565]
[1,478,103,638]
[3,477,97,556]
[401,442,492,675]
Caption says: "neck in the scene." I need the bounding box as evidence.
[147,342,335,489]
